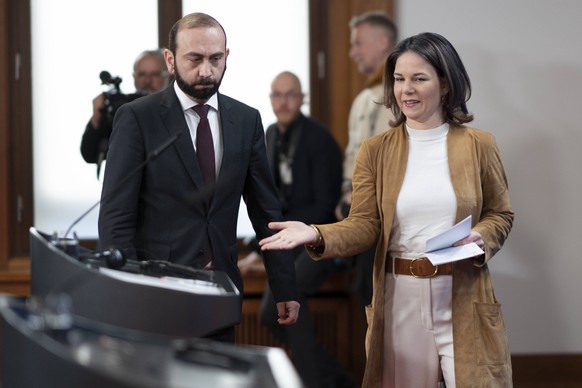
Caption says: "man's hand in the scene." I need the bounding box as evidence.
[276,301,300,325]
[90,93,106,128]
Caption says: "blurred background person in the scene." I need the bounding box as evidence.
[238,71,353,388]
[338,11,398,309]
[80,49,170,176]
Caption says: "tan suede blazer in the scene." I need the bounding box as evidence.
[309,123,514,387]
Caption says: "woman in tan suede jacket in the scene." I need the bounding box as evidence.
[261,32,514,388]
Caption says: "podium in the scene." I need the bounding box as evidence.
[0,295,304,388]
[29,227,241,339]
[5,228,305,387]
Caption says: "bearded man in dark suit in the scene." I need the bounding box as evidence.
[98,12,300,343]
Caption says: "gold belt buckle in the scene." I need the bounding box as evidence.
[410,258,438,278]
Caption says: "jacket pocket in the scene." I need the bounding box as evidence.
[364,304,374,356]
[474,302,510,366]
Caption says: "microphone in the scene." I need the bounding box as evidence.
[78,248,126,270]
[63,132,183,240]
[75,249,216,282]
[99,70,122,86]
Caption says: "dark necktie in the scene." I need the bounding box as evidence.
[193,104,215,269]
[193,104,216,184]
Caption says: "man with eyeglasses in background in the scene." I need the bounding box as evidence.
[237,71,354,388]
[80,49,170,176]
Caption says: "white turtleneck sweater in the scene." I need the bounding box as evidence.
[388,123,457,258]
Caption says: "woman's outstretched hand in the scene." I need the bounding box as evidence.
[259,221,316,251]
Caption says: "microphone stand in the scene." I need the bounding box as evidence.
[64,132,182,240]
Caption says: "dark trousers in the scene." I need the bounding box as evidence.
[260,250,354,388]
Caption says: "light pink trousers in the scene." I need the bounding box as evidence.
[382,273,455,388]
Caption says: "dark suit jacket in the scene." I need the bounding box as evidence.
[97,85,298,306]
[80,121,109,164]
[265,114,342,225]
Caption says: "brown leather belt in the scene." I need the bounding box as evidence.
[386,256,453,278]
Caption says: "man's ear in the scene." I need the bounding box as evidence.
[164,49,175,74]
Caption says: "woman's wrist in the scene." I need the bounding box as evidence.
[306,224,323,249]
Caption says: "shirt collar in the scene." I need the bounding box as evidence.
[173,81,219,112]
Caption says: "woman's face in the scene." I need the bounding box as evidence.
[393,51,446,129]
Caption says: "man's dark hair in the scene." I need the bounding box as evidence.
[168,12,227,55]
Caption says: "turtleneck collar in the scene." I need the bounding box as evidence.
[406,122,449,141]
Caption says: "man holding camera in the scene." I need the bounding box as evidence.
[80,49,170,174]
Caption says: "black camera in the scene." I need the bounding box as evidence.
[99,70,145,127]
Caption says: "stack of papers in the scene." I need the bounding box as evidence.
[424,215,484,265]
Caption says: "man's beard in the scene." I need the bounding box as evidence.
[174,65,225,101]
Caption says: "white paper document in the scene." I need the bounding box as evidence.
[424,215,484,265]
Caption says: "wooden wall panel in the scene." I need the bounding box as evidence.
[326,2,355,152]
[0,0,10,270]
[236,295,354,379]
[158,0,182,49]
[0,0,33,281]
[6,0,33,260]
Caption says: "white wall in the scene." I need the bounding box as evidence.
[398,0,582,354]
